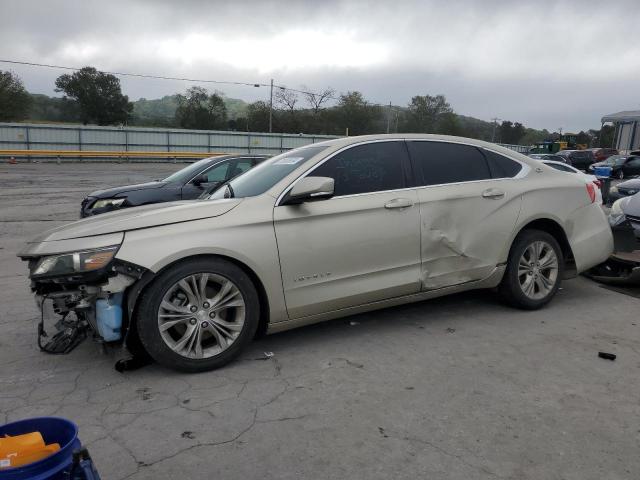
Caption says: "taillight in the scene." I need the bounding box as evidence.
[586,183,596,203]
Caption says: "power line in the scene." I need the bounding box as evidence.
[0,58,386,107]
[0,59,269,88]
[0,58,399,125]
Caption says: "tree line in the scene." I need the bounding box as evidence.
[0,68,612,147]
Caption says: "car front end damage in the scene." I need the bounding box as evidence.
[19,243,148,354]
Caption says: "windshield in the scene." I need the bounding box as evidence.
[163,157,215,183]
[209,145,329,199]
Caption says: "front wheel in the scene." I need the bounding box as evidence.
[499,230,564,310]
[137,258,260,372]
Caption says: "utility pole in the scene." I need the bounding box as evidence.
[491,117,500,142]
[386,102,392,134]
[269,78,274,133]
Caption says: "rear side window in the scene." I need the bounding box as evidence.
[406,141,491,186]
[312,141,407,196]
[483,150,523,178]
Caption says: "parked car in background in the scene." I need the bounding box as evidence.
[541,160,603,204]
[80,155,268,216]
[589,148,618,162]
[608,178,640,203]
[20,134,613,372]
[588,155,640,180]
[528,153,568,163]
[555,150,596,171]
[609,193,640,243]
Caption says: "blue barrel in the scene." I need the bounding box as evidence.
[0,417,80,480]
[593,166,612,178]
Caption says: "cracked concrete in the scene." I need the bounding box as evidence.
[1,162,639,479]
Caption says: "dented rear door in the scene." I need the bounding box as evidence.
[406,141,523,290]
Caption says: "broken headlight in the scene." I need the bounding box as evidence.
[33,246,119,277]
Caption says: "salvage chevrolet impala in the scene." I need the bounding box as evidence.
[19,135,613,372]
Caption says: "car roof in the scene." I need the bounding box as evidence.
[311,133,536,165]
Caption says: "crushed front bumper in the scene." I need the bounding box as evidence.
[26,258,148,353]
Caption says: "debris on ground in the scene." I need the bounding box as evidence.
[598,352,617,361]
[446,327,456,333]
[181,431,195,439]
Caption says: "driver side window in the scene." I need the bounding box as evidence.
[311,142,406,196]
[202,161,230,183]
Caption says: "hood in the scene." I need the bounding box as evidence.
[617,178,640,190]
[29,198,242,242]
[88,181,168,198]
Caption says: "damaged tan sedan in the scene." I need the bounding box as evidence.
[19,135,613,371]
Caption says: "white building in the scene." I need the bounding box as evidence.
[601,110,640,153]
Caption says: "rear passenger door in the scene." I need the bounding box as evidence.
[406,141,524,290]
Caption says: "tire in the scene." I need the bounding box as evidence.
[499,229,564,310]
[137,257,260,372]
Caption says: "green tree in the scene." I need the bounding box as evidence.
[246,101,271,132]
[498,120,526,144]
[334,91,380,135]
[174,87,228,130]
[404,95,453,133]
[435,112,462,136]
[0,70,32,121]
[55,67,132,125]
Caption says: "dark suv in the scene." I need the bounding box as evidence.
[556,150,596,171]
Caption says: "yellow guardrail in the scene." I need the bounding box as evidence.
[0,149,226,159]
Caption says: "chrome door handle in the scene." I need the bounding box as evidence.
[384,198,413,209]
[482,188,505,199]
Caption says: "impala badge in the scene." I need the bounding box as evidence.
[294,272,332,282]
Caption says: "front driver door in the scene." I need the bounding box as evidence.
[273,141,422,319]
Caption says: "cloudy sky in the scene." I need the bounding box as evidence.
[1,0,639,131]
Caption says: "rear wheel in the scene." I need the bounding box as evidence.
[137,258,259,372]
[499,229,564,309]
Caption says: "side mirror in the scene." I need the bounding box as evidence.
[192,173,209,187]
[283,176,334,205]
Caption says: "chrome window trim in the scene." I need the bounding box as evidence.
[275,138,531,206]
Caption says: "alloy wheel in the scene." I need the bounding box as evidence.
[517,241,559,300]
[157,273,246,359]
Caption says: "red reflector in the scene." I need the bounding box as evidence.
[586,183,596,203]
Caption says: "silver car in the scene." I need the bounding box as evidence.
[19,134,613,371]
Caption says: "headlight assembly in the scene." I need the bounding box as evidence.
[91,198,125,210]
[33,246,119,277]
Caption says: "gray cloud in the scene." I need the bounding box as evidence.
[1,0,639,130]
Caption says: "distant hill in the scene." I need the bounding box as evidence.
[26,93,249,127]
